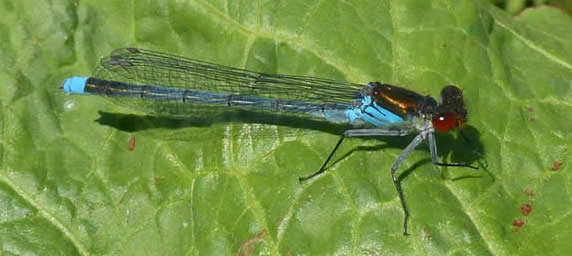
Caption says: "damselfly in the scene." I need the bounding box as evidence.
[62,48,478,235]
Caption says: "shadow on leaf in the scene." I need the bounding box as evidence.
[95,110,489,181]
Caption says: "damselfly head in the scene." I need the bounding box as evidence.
[432,85,467,132]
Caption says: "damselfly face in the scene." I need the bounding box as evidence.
[431,85,467,132]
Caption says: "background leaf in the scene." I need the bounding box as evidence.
[0,0,571,255]
[486,0,572,15]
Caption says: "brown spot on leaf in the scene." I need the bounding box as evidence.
[552,161,563,171]
[237,229,267,256]
[520,204,532,216]
[513,219,525,227]
[128,136,136,151]
[524,189,534,197]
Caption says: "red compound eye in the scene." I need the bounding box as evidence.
[432,112,458,132]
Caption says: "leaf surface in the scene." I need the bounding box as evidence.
[0,0,571,255]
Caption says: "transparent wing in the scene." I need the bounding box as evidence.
[94,48,364,119]
[96,47,363,99]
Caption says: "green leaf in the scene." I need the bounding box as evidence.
[1,0,571,255]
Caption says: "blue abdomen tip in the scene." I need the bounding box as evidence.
[62,76,89,94]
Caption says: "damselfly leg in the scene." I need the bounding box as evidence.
[299,128,478,235]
